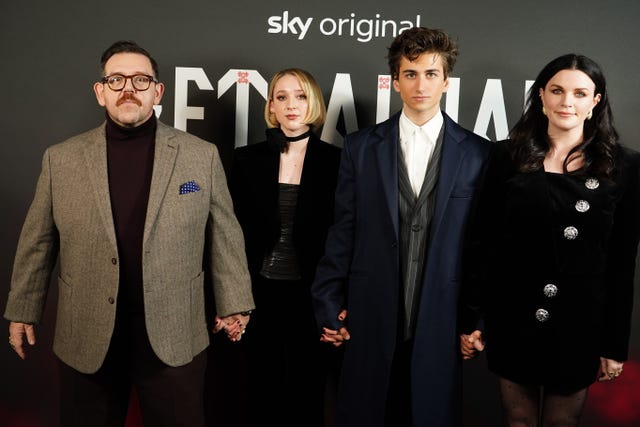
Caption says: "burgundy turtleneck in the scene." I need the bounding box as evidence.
[106,113,156,315]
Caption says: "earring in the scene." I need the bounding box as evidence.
[542,106,547,116]
[586,110,593,120]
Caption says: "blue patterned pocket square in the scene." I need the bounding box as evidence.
[179,180,201,195]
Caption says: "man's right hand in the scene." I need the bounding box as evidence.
[320,309,350,347]
[9,322,36,360]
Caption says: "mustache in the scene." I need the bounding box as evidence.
[116,93,142,107]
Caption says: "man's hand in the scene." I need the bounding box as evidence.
[460,330,484,360]
[320,309,350,347]
[212,313,251,342]
[9,322,36,360]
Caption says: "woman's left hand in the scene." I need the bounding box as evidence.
[598,357,624,381]
[212,313,250,342]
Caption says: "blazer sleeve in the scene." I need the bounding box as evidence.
[311,135,356,332]
[4,148,59,324]
[600,147,640,361]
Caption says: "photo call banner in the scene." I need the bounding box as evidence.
[1,1,639,426]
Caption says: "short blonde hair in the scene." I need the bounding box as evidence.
[264,68,326,129]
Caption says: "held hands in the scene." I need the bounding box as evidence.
[460,330,485,360]
[212,313,251,342]
[598,357,624,382]
[320,309,350,347]
[8,322,36,360]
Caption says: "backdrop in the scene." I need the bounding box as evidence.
[1,1,639,426]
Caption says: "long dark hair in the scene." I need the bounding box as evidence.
[509,54,618,178]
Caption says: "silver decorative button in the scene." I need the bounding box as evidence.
[575,200,590,212]
[536,308,550,322]
[564,226,578,240]
[543,284,558,298]
[585,178,599,190]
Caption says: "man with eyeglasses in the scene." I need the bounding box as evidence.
[4,40,254,427]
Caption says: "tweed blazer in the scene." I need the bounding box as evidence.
[4,121,254,373]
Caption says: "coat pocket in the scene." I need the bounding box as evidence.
[55,275,73,344]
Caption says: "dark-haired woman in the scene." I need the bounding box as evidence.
[229,68,342,426]
[461,54,640,426]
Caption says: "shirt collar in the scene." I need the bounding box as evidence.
[399,110,444,143]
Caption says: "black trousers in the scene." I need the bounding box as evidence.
[59,314,207,427]
[243,275,342,427]
[384,339,413,427]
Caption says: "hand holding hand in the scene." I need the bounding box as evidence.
[212,313,251,342]
[320,309,350,347]
[598,357,624,382]
[9,322,36,360]
[460,330,484,360]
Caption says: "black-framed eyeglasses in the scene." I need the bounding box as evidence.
[101,74,158,91]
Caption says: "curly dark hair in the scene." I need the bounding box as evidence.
[387,27,458,80]
[509,54,618,179]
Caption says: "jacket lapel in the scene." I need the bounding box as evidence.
[374,113,400,239]
[83,125,118,249]
[430,114,470,239]
[297,135,317,217]
[144,122,178,243]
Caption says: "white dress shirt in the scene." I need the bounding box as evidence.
[399,110,444,195]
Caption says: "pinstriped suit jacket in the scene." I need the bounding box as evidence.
[4,121,254,373]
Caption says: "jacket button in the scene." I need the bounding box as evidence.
[543,284,558,298]
[585,177,599,190]
[108,297,115,304]
[111,258,117,265]
[535,308,549,322]
[575,200,590,212]
[563,226,578,240]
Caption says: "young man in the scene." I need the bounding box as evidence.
[5,40,254,427]
[312,27,491,427]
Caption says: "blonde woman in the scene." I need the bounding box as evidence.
[229,68,342,426]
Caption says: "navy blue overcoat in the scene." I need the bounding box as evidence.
[312,111,491,427]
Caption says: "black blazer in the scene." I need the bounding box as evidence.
[229,133,342,285]
[463,141,640,390]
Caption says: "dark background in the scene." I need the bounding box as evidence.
[1,1,639,425]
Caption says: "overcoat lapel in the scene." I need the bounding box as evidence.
[144,124,178,243]
[264,147,280,206]
[299,137,326,186]
[374,117,400,240]
[251,144,279,228]
[430,117,469,241]
[83,126,117,249]
[297,137,317,216]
